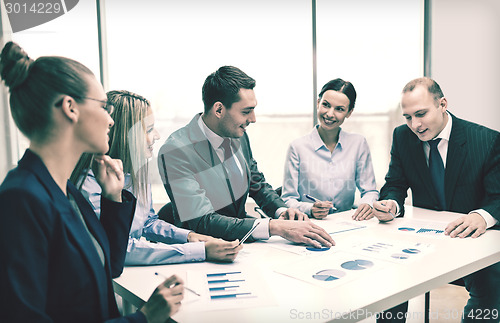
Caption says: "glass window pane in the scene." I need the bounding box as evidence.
[105,0,313,199]
[7,1,100,160]
[316,0,422,113]
[316,0,422,189]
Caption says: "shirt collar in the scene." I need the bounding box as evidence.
[197,114,225,149]
[434,111,453,142]
[311,125,344,151]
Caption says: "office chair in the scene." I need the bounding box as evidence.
[253,186,282,218]
[157,202,176,224]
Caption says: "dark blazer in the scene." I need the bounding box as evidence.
[0,150,144,323]
[380,113,500,221]
[158,114,286,241]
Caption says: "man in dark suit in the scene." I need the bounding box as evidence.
[158,66,334,248]
[373,77,500,322]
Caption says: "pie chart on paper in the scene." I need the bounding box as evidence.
[306,247,331,252]
[402,248,421,254]
[340,259,374,270]
[312,269,346,281]
[398,227,416,232]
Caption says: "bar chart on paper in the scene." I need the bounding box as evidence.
[396,219,447,236]
[345,238,434,263]
[207,271,253,300]
[186,267,275,311]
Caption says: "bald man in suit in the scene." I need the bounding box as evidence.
[373,77,500,322]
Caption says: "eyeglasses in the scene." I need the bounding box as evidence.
[73,96,114,115]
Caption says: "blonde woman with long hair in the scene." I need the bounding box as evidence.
[72,90,241,265]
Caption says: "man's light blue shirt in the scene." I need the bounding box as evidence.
[81,171,206,265]
[282,126,379,215]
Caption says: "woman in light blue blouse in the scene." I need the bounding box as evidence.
[282,78,379,220]
[72,90,241,265]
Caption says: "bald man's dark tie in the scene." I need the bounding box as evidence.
[428,139,446,210]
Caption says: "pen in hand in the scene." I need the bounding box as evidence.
[238,222,260,246]
[154,272,200,296]
[305,194,337,211]
[377,201,396,220]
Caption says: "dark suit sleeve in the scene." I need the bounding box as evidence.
[242,134,287,217]
[99,190,136,278]
[379,127,411,216]
[105,311,147,323]
[185,211,255,241]
[0,189,53,322]
[481,134,500,221]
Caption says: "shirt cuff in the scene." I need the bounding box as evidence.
[184,241,206,261]
[274,207,288,219]
[251,218,270,240]
[173,227,192,243]
[470,209,498,229]
[303,203,313,216]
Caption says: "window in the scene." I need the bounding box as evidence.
[0,1,423,202]
[316,0,422,190]
[4,0,100,167]
[104,0,314,203]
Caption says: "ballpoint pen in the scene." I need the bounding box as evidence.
[154,272,201,296]
[305,194,337,212]
[238,222,260,246]
[379,201,396,220]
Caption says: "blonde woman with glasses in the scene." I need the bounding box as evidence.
[72,90,241,266]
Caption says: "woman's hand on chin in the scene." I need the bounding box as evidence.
[93,155,124,202]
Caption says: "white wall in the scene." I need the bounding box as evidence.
[0,3,14,182]
[431,0,500,132]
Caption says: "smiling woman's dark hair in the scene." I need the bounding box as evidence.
[318,78,357,111]
[0,41,94,141]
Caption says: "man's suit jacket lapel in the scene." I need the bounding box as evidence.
[444,115,467,208]
[188,115,218,168]
[21,151,109,316]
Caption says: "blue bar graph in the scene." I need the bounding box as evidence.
[206,271,253,301]
[206,271,241,277]
[210,292,252,300]
[208,279,244,284]
[209,285,240,292]
[416,228,444,234]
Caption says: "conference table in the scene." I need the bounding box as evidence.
[113,206,500,322]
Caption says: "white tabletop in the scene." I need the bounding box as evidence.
[113,206,500,323]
